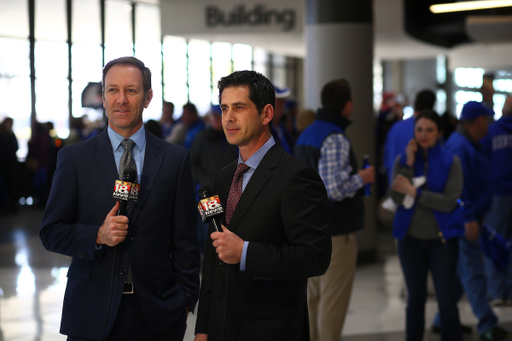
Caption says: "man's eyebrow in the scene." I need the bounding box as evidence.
[230,101,247,106]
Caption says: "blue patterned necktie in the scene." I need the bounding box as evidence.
[119,139,136,182]
[119,139,137,215]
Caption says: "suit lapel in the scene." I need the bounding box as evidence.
[92,129,118,196]
[130,130,165,222]
[228,145,283,233]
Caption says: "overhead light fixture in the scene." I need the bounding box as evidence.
[430,0,512,13]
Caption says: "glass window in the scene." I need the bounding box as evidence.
[0,37,30,78]
[35,78,70,139]
[188,39,211,116]
[162,35,188,118]
[35,41,69,79]
[373,61,383,113]
[253,47,268,77]
[0,38,31,159]
[72,0,101,45]
[494,78,512,93]
[435,89,447,115]
[211,42,231,105]
[35,0,67,42]
[493,94,506,120]
[71,44,103,122]
[35,41,69,139]
[0,1,29,38]
[436,55,447,85]
[454,68,484,89]
[135,3,162,121]
[272,54,286,89]
[232,44,252,72]
[105,0,133,62]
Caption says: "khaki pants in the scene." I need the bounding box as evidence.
[308,233,357,341]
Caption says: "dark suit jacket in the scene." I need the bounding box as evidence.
[195,144,331,341]
[40,128,200,340]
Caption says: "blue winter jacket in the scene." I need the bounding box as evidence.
[392,143,465,241]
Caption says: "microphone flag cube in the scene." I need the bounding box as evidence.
[197,195,223,223]
[113,180,140,202]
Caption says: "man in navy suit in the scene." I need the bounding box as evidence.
[40,56,200,341]
[194,70,331,341]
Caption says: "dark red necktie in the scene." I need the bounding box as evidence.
[225,163,250,226]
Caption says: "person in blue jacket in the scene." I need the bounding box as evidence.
[383,89,436,187]
[482,95,512,306]
[444,101,511,341]
[390,109,464,341]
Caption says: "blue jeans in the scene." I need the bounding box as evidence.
[484,194,512,300]
[398,236,462,341]
[458,233,498,334]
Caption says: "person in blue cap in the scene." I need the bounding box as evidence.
[443,100,511,341]
[271,85,295,154]
[482,95,512,307]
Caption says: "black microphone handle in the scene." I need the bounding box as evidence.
[211,217,221,232]
[209,217,224,265]
[118,200,128,216]
[117,167,137,217]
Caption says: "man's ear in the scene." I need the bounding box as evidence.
[342,100,353,118]
[144,89,154,108]
[262,104,274,126]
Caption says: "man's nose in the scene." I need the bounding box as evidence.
[222,108,233,122]
[116,91,128,104]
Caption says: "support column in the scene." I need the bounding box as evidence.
[305,0,377,262]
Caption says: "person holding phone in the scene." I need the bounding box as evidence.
[390,109,464,341]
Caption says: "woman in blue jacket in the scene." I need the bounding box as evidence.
[390,109,464,341]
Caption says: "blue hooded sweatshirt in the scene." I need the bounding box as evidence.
[481,116,512,196]
[445,126,492,222]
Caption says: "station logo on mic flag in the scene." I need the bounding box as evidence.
[112,180,140,202]
[198,195,224,223]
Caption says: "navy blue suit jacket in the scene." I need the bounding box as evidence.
[40,128,200,340]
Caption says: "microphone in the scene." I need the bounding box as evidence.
[112,168,140,216]
[197,186,224,232]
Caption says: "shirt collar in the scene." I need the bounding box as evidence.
[108,125,146,152]
[238,136,276,170]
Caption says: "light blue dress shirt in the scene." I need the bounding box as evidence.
[107,125,146,183]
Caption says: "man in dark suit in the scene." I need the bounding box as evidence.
[40,56,200,341]
[194,70,331,341]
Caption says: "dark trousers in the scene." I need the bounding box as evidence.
[68,293,187,341]
[398,236,463,341]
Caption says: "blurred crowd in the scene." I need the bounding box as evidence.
[0,89,483,218]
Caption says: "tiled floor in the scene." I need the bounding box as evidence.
[2,206,512,340]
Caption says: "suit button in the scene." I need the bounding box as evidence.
[78,253,87,258]
[130,236,135,241]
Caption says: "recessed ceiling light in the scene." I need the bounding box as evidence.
[430,0,512,14]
